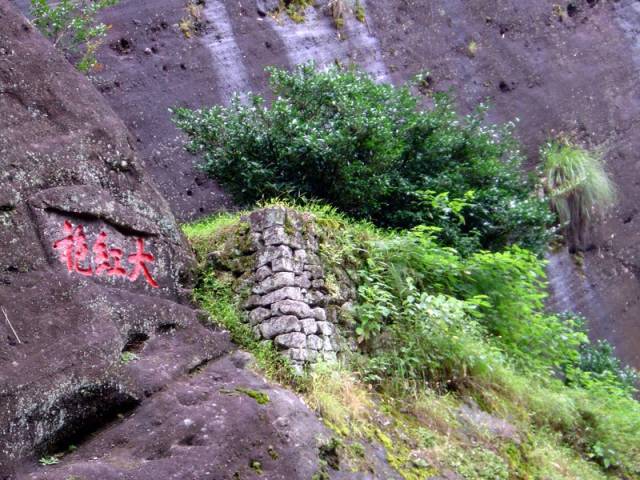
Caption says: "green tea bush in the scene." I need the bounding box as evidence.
[174,63,553,254]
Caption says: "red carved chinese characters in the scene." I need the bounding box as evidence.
[53,221,159,288]
[93,232,127,278]
[53,220,93,276]
[127,238,159,288]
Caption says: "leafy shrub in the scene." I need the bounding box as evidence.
[542,140,616,251]
[30,0,118,72]
[565,329,638,395]
[352,224,640,476]
[359,277,503,390]
[357,226,586,374]
[174,63,553,254]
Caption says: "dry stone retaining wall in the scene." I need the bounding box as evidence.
[241,207,350,368]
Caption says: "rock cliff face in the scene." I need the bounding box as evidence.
[0,4,340,478]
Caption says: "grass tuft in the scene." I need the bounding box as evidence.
[543,140,616,250]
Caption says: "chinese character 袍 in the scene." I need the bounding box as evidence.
[53,220,93,276]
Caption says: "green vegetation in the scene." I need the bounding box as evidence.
[354,0,365,23]
[467,39,479,57]
[119,351,139,365]
[38,455,60,466]
[183,204,640,479]
[174,64,553,255]
[249,459,263,474]
[280,0,313,23]
[177,60,630,480]
[542,140,616,251]
[236,387,270,405]
[351,221,640,476]
[30,0,119,72]
[179,0,204,39]
[277,0,364,28]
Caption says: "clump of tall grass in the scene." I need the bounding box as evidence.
[542,140,616,251]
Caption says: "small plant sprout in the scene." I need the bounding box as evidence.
[39,455,60,466]
[354,0,365,23]
[179,0,204,38]
[467,40,478,57]
[120,351,139,365]
[328,0,347,29]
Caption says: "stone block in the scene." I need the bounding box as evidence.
[249,207,285,231]
[289,348,308,362]
[263,226,289,246]
[305,290,327,307]
[260,315,301,339]
[271,256,295,273]
[311,308,326,322]
[305,349,318,362]
[257,245,292,267]
[264,207,287,226]
[300,318,317,334]
[271,300,313,318]
[293,249,307,263]
[244,295,262,309]
[317,321,335,336]
[261,286,302,305]
[307,335,323,350]
[254,272,296,295]
[295,273,311,289]
[289,232,304,249]
[275,332,307,349]
[255,265,272,282]
[305,264,324,280]
[248,307,271,326]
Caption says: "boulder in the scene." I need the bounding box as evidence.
[0,2,231,475]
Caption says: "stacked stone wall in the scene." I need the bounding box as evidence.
[241,207,347,367]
